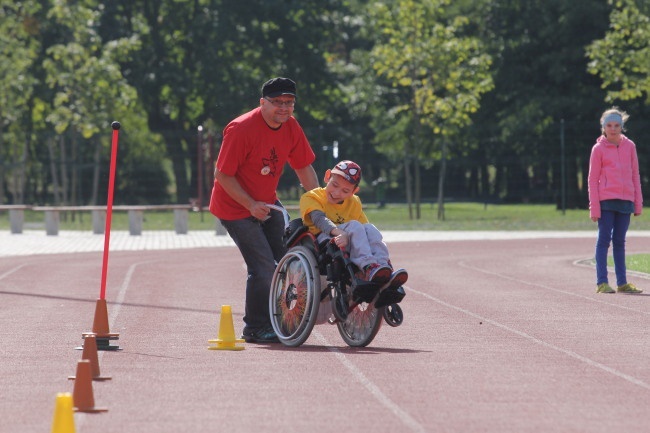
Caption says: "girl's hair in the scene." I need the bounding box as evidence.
[600,106,629,134]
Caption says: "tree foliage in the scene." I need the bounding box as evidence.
[0,0,647,214]
[43,1,139,138]
[0,0,39,129]
[368,0,493,219]
[587,0,650,103]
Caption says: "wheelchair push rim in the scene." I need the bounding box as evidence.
[269,246,320,347]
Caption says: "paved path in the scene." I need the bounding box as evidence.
[3,229,650,257]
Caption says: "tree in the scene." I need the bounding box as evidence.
[0,0,40,204]
[368,0,493,219]
[103,0,349,205]
[468,0,610,208]
[586,0,650,103]
[42,0,140,205]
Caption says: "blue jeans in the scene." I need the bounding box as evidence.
[595,210,631,287]
[220,204,287,330]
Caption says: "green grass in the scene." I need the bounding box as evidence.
[3,202,650,232]
[352,202,650,231]
[608,254,650,274]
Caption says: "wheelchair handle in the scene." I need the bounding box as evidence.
[266,203,290,230]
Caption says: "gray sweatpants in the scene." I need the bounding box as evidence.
[317,220,390,270]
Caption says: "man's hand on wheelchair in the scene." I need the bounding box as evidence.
[249,201,271,221]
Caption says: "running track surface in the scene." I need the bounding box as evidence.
[2,233,650,432]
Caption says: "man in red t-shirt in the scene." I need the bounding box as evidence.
[209,77,319,343]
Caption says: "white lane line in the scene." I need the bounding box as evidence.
[408,286,650,391]
[312,330,426,433]
[77,260,154,429]
[458,260,650,316]
[0,264,26,281]
[108,261,150,326]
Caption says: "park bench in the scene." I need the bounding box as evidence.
[30,205,193,236]
[3,203,300,236]
[0,205,33,234]
[31,206,107,236]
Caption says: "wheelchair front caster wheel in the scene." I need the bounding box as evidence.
[382,303,403,327]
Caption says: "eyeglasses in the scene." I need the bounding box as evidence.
[264,97,295,108]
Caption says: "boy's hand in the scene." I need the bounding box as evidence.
[333,231,349,249]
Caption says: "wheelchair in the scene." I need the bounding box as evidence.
[268,205,405,348]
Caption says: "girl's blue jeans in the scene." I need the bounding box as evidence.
[595,210,631,287]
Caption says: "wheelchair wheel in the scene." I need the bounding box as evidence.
[269,246,320,347]
[337,302,382,347]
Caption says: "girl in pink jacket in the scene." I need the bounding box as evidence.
[588,107,643,294]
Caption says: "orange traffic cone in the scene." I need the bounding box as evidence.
[208,305,245,351]
[72,360,108,413]
[51,392,75,433]
[81,299,120,351]
[69,334,111,381]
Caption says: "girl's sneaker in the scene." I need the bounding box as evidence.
[596,283,615,293]
[616,283,643,294]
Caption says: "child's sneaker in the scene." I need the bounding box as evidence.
[374,269,408,308]
[364,263,391,284]
[596,283,615,293]
[616,283,643,294]
[386,268,408,288]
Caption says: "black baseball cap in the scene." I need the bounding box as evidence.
[262,77,297,98]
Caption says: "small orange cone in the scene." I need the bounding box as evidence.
[51,392,75,433]
[72,360,108,413]
[69,334,111,381]
[81,299,120,351]
[208,305,245,351]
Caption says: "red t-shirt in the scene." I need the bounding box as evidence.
[209,107,315,220]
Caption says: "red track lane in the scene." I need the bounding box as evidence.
[2,236,650,433]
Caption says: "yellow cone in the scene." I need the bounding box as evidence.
[208,305,245,351]
[51,393,75,433]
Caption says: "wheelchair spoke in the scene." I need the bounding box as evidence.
[337,301,382,347]
[277,257,309,334]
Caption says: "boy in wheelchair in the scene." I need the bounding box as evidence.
[300,160,407,308]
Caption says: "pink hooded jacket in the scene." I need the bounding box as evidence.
[588,134,643,219]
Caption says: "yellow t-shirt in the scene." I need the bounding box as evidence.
[300,187,369,235]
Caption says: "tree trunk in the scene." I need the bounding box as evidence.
[437,141,448,221]
[0,132,5,204]
[91,140,100,205]
[152,122,189,204]
[167,135,190,203]
[59,135,68,205]
[565,142,581,208]
[71,134,78,206]
[47,137,61,205]
[414,155,421,219]
[404,154,413,219]
[16,135,29,203]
